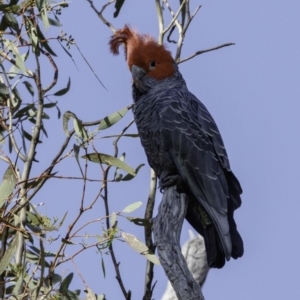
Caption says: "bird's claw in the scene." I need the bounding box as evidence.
[159,172,182,192]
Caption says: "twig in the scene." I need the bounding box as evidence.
[162,0,186,35]
[178,42,235,64]
[86,0,116,33]
[142,169,157,300]
[113,117,134,157]
[74,43,107,89]
[102,167,131,299]
[40,48,58,93]
[156,0,164,44]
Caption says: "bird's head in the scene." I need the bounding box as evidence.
[109,25,175,92]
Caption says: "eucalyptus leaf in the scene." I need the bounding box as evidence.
[59,272,74,293]
[121,232,160,265]
[122,201,143,213]
[98,107,128,130]
[0,165,17,208]
[121,163,145,181]
[82,153,136,176]
[40,0,49,29]
[54,77,71,96]
[63,111,87,141]
[101,257,106,278]
[13,103,34,119]
[36,23,57,56]
[101,133,139,139]
[114,0,125,18]
[85,288,97,300]
[0,235,18,274]
[73,144,84,177]
[23,81,34,96]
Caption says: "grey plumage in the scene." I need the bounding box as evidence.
[109,26,243,268]
[132,65,243,268]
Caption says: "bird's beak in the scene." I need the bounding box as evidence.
[131,64,146,87]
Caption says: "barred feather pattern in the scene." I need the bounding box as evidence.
[132,66,244,268]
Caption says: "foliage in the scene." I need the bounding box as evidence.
[0,1,151,299]
[0,0,229,299]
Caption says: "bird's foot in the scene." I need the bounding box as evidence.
[159,171,183,192]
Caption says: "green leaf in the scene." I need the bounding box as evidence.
[0,235,18,274]
[101,133,139,139]
[121,163,145,181]
[85,288,97,300]
[12,269,23,295]
[82,153,136,176]
[0,131,5,147]
[40,1,49,30]
[98,107,129,130]
[23,81,34,96]
[22,128,33,142]
[24,16,39,55]
[62,238,76,245]
[114,0,125,18]
[110,212,117,227]
[122,201,143,214]
[52,273,62,285]
[114,152,125,181]
[36,0,45,11]
[44,101,58,108]
[26,211,43,226]
[121,232,160,265]
[4,39,26,72]
[48,17,62,27]
[0,83,9,95]
[4,12,18,32]
[59,272,74,293]
[13,103,34,119]
[58,211,68,228]
[0,165,17,208]
[73,143,84,177]
[125,217,151,227]
[63,111,87,141]
[101,257,106,278]
[36,23,57,56]
[54,77,71,96]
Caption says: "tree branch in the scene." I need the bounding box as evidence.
[143,168,157,300]
[178,42,235,64]
[152,186,204,300]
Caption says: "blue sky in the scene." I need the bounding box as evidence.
[13,1,300,299]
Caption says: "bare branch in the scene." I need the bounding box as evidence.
[153,186,204,300]
[178,42,235,64]
[40,48,58,93]
[162,0,183,34]
[86,0,116,33]
[156,0,164,44]
[162,0,186,35]
[143,168,157,300]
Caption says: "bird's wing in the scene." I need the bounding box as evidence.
[157,89,235,259]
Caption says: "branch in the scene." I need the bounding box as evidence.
[152,186,204,300]
[156,0,164,45]
[143,168,157,300]
[161,231,209,300]
[174,2,201,61]
[40,48,58,93]
[178,42,235,64]
[162,0,186,35]
[86,0,116,33]
[102,167,131,299]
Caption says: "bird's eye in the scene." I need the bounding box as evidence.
[149,61,156,69]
